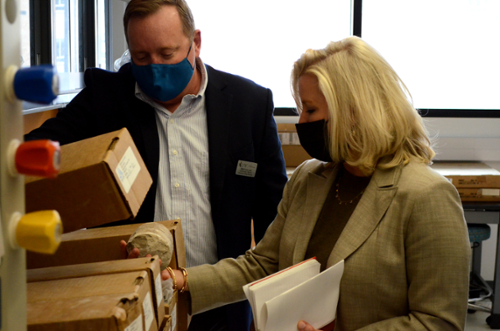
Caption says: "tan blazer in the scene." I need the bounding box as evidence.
[188,159,471,331]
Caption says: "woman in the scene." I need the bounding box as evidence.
[165,36,470,331]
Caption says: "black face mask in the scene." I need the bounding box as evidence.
[295,119,333,162]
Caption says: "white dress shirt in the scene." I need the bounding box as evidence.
[134,58,218,267]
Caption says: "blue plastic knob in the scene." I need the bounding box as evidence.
[13,65,59,104]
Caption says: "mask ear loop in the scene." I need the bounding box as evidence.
[186,43,195,69]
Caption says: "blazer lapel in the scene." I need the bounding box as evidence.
[292,164,340,264]
[133,100,160,179]
[205,66,232,219]
[120,65,160,181]
[122,77,160,223]
[327,165,401,267]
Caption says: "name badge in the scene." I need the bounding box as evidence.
[236,160,258,178]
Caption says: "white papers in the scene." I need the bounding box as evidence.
[243,258,344,331]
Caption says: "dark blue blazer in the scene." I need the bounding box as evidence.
[25,63,288,330]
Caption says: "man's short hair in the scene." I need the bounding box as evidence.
[123,0,195,42]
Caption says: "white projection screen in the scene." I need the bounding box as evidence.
[189,0,352,108]
[362,0,500,111]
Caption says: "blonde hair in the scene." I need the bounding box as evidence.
[123,0,195,43]
[292,36,435,175]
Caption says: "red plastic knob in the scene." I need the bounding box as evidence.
[15,140,60,178]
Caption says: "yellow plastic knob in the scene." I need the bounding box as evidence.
[11,210,63,254]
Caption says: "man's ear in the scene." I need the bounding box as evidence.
[193,29,201,58]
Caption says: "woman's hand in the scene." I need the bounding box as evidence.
[120,240,187,290]
[161,267,187,291]
[298,320,335,331]
[119,240,152,259]
[120,240,139,259]
[297,321,321,331]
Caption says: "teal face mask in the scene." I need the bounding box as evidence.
[131,45,195,102]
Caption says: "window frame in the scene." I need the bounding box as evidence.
[30,0,52,66]
[29,0,112,71]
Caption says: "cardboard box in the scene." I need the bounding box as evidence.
[27,256,165,328]
[277,123,311,167]
[28,293,143,331]
[28,271,157,331]
[26,219,186,270]
[26,219,188,330]
[25,128,153,233]
[431,162,500,188]
[177,292,191,331]
[164,290,178,331]
[160,316,172,331]
[457,188,500,202]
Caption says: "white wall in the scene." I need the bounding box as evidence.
[426,118,500,162]
[428,118,500,281]
[110,0,127,68]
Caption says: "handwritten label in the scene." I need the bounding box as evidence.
[116,147,141,193]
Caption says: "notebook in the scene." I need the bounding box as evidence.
[243,258,344,331]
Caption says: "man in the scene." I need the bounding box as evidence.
[24,1,287,330]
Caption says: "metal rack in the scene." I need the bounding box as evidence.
[1,2,61,329]
[0,1,28,329]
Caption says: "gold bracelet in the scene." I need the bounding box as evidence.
[166,267,177,290]
[180,267,188,293]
